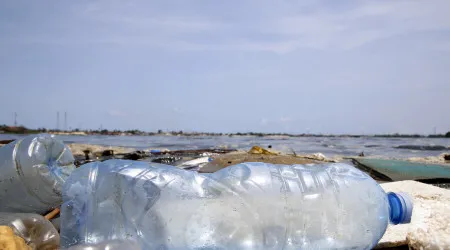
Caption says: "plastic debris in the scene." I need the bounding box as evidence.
[177,156,212,170]
[65,240,141,250]
[0,134,75,214]
[60,160,412,249]
[301,152,336,162]
[0,213,59,250]
[248,145,278,155]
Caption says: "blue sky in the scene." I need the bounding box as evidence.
[1,0,449,134]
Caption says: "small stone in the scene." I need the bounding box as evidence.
[151,156,181,164]
[123,151,147,160]
[101,150,114,157]
[0,140,14,145]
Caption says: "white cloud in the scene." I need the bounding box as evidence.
[107,110,127,117]
[279,116,293,123]
[172,107,182,114]
[261,0,450,51]
[433,42,450,52]
[3,1,450,53]
[259,116,294,127]
[260,118,269,126]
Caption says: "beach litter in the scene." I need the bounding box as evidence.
[71,145,235,167]
[60,160,415,249]
[65,240,141,250]
[177,156,212,171]
[299,152,337,162]
[151,155,182,165]
[0,136,448,249]
[0,213,60,250]
[248,145,278,155]
[0,134,75,214]
[0,134,70,249]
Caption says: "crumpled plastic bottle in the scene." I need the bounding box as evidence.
[0,134,75,214]
[0,212,60,250]
[60,160,412,250]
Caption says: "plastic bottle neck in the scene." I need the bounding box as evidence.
[387,192,413,225]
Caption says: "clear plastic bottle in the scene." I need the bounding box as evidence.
[61,160,412,250]
[0,134,75,214]
[64,239,141,250]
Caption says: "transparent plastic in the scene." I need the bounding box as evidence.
[64,239,141,250]
[61,160,411,249]
[0,212,60,250]
[0,134,75,214]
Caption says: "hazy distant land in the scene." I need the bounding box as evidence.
[1,124,449,138]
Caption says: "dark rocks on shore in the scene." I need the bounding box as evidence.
[395,145,448,151]
[102,150,114,157]
[444,154,450,161]
[0,139,15,145]
[149,148,235,157]
[151,156,182,164]
[123,151,148,160]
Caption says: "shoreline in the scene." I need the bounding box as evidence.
[65,143,449,163]
[1,126,450,139]
[1,140,449,165]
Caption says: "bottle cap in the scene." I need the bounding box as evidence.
[387,192,413,224]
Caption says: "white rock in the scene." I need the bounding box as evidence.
[375,181,450,249]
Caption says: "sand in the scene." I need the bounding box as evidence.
[199,151,319,173]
